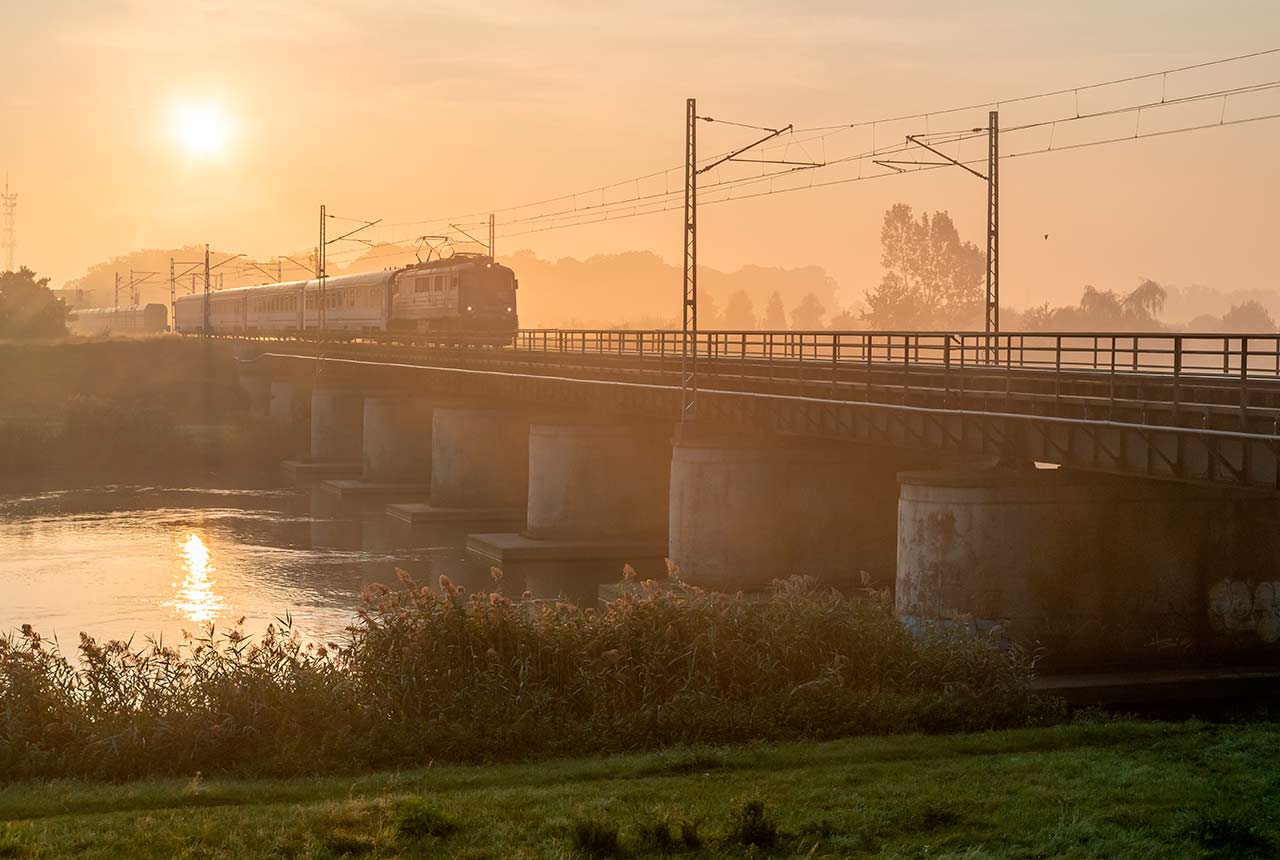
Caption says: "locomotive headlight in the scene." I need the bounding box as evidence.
[507,306,512,312]
[466,305,473,312]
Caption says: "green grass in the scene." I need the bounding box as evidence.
[1,719,1277,858]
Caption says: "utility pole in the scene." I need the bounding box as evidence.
[169,258,176,330]
[1,174,16,272]
[203,244,211,336]
[679,102,814,421]
[894,113,1000,358]
[319,205,326,332]
[488,213,495,259]
[986,110,1000,344]
[114,271,120,310]
[318,206,380,333]
[681,98,698,422]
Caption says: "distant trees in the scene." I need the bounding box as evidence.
[761,292,787,329]
[1219,301,1277,332]
[790,293,826,330]
[1022,280,1168,332]
[722,290,757,329]
[862,204,984,330]
[0,268,66,339]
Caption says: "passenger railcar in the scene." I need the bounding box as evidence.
[68,304,168,336]
[172,255,517,339]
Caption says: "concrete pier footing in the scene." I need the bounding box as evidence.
[667,427,909,591]
[895,468,1280,668]
[468,418,673,604]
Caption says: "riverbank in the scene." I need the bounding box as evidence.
[1,719,1276,858]
[0,338,295,480]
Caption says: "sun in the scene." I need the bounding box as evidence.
[171,102,233,159]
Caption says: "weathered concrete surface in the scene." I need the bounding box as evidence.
[668,427,919,590]
[320,480,430,501]
[362,394,433,484]
[468,532,667,604]
[239,373,272,417]
[386,503,525,527]
[525,418,671,540]
[310,383,364,462]
[430,405,530,510]
[269,379,310,429]
[895,468,1280,668]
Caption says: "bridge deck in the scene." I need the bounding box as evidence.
[232,328,1280,491]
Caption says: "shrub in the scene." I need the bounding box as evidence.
[729,799,778,848]
[0,576,1051,779]
[570,815,621,857]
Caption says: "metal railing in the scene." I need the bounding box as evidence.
[514,329,1280,380]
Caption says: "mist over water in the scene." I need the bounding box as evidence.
[0,483,489,646]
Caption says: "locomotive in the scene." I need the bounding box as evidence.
[68,304,169,336]
[172,254,517,338]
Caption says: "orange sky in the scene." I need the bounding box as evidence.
[3,1,1278,311]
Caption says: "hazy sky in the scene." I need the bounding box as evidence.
[3,0,1278,311]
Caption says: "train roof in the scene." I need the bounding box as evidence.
[71,304,166,316]
[173,256,509,303]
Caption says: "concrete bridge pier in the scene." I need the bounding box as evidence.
[238,372,272,417]
[268,379,311,430]
[386,404,529,529]
[323,394,433,501]
[895,468,1280,669]
[283,382,364,480]
[468,417,672,603]
[668,427,913,591]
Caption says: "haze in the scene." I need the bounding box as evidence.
[3,0,1278,312]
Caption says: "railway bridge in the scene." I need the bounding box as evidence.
[234,328,1280,670]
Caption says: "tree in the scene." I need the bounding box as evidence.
[862,204,984,330]
[0,268,66,339]
[762,291,787,330]
[790,293,826,330]
[699,290,724,329]
[721,290,757,330]
[826,306,860,330]
[1121,279,1166,324]
[1220,300,1276,332]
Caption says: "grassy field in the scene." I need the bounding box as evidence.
[1,719,1277,859]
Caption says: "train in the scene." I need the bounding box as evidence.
[67,304,169,336]
[172,254,518,339]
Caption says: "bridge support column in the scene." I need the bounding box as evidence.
[269,379,310,430]
[283,382,364,480]
[668,427,911,591]
[239,373,272,417]
[322,394,433,500]
[387,405,529,528]
[468,418,672,603]
[895,468,1280,669]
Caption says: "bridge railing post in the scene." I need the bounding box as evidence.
[1109,336,1117,421]
[1054,335,1062,413]
[1241,336,1250,430]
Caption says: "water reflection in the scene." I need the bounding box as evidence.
[0,482,491,644]
[172,532,227,625]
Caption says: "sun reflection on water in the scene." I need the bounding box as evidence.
[173,532,227,624]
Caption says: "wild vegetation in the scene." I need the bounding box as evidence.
[0,575,1052,781]
[0,268,66,339]
[1,719,1276,858]
[0,339,294,479]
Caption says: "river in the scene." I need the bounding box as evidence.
[0,482,492,648]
